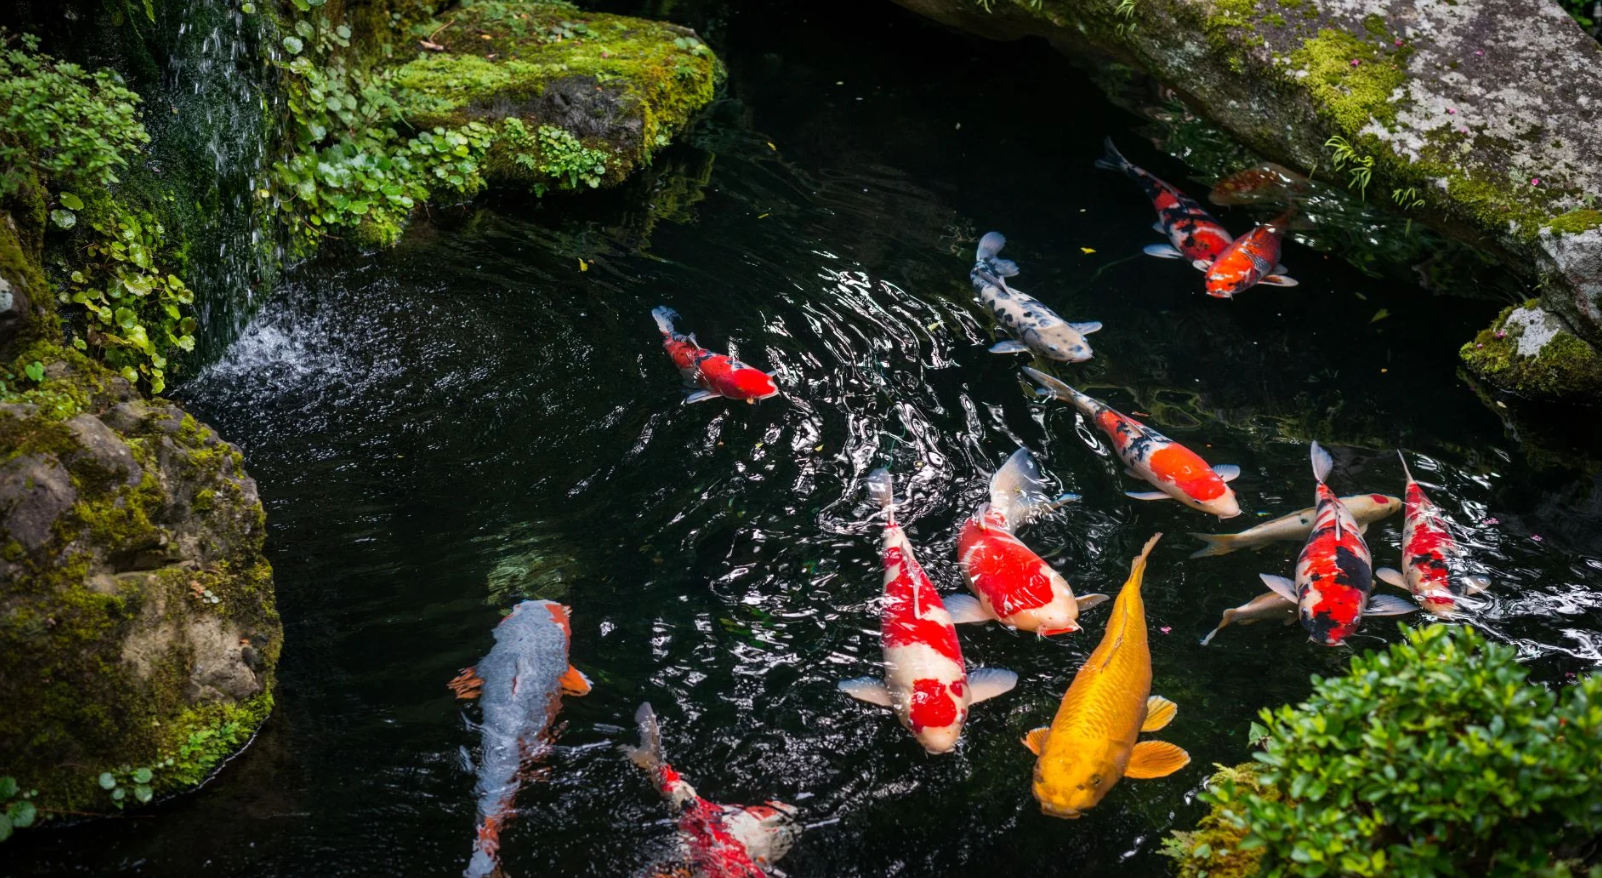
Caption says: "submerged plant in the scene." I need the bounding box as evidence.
[1324,135,1375,200]
[1165,625,1602,877]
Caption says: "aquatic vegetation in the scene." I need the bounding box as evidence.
[1166,625,1602,877]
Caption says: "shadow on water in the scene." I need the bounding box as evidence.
[10,1,1602,876]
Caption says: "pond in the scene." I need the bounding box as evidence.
[11,1,1602,875]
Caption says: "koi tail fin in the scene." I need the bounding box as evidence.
[624,702,665,776]
[1396,448,1415,483]
[974,232,1019,280]
[1124,533,1163,592]
[650,306,679,336]
[1310,441,1333,484]
[1021,366,1092,415]
[976,231,1007,261]
[989,447,1053,530]
[1094,137,1130,173]
[866,467,897,526]
[1187,532,1239,559]
[464,814,506,878]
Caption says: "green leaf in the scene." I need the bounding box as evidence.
[291,0,310,9]
[132,767,152,784]
[99,772,116,790]
[51,209,77,230]
[7,800,37,828]
[282,36,304,55]
[59,192,84,210]
[111,787,125,802]
[241,2,256,13]
[0,777,15,799]
[134,784,153,804]
[23,361,44,383]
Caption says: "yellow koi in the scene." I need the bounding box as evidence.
[1024,534,1189,819]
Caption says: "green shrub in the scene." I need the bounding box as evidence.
[1166,625,1602,878]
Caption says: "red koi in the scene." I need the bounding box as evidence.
[653,306,779,404]
[1097,138,1234,269]
[1375,452,1491,615]
[838,469,1016,753]
[1204,210,1298,298]
[1025,368,1242,519]
[1260,443,1415,645]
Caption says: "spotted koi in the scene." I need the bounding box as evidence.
[653,306,779,404]
[1096,138,1233,269]
[1204,210,1298,298]
[1375,452,1491,615]
[1024,367,1242,519]
[626,703,800,878]
[1259,442,1416,646]
[838,468,1017,753]
[971,233,1102,362]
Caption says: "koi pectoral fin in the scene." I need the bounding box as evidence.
[1075,593,1110,612]
[1212,464,1241,482]
[1366,594,1420,617]
[1375,567,1407,590]
[448,666,484,700]
[559,665,592,696]
[1259,573,1298,603]
[1142,696,1178,732]
[1463,574,1492,595]
[1124,740,1190,779]
[684,390,721,404]
[838,677,893,707]
[965,668,1019,705]
[1022,726,1049,756]
[1125,491,1172,501]
[1260,274,1299,287]
[989,340,1032,355]
[1143,243,1185,259]
[943,593,993,625]
[1067,321,1103,335]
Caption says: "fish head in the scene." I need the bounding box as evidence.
[728,367,781,401]
[1305,610,1360,646]
[912,717,965,755]
[1026,326,1092,363]
[1022,593,1082,637]
[1032,745,1120,819]
[1174,477,1241,519]
[728,801,802,865]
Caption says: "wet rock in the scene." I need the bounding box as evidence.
[1460,300,1602,399]
[391,1,722,193]
[892,0,1602,396]
[0,347,280,820]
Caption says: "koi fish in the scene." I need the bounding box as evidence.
[626,703,800,878]
[947,448,1107,635]
[1198,591,1297,646]
[971,232,1103,362]
[1188,493,1401,558]
[1208,162,1310,207]
[1259,443,1416,646]
[1204,210,1298,298]
[652,306,779,404]
[449,600,592,878]
[1024,367,1242,519]
[1375,452,1491,615]
[1024,534,1188,819]
[838,468,1018,753]
[1096,138,1233,269]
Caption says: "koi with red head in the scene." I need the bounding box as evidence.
[1375,451,1491,615]
[1097,138,1234,269]
[1204,210,1299,298]
[652,307,779,404]
[626,703,800,878]
[838,468,1017,753]
[1025,367,1243,519]
[947,448,1107,636]
[1260,443,1416,646]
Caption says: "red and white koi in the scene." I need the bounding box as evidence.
[1204,210,1298,298]
[626,703,800,878]
[948,448,1107,635]
[838,468,1017,754]
[653,306,779,404]
[1375,452,1491,615]
[1097,138,1234,269]
[1259,442,1416,646]
[450,600,591,878]
[1025,367,1242,519]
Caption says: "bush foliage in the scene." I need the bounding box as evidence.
[1166,624,1602,878]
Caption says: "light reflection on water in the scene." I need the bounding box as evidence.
[10,2,1602,877]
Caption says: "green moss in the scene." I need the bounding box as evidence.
[1290,28,1406,131]
[1162,763,1276,878]
[1544,209,1602,235]
[1460,300,1602,398]
[1361,12,1388,37]
[1265,12,1287,27]
[155,691,274,791]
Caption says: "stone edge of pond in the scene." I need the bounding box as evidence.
[891,0,1602,402]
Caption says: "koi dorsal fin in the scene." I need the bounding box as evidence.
[448,666,484,700]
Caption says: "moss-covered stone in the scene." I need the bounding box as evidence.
[390,0,721,194]
[0,342,279,825]
[1161,763,1277,878]
[1460,300,1602,399]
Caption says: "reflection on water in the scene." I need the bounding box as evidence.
[10,1,1602,876]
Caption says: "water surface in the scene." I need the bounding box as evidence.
[12,2,1602,876]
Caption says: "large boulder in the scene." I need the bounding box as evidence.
[891,0,1602,398]
[0,345,279,821]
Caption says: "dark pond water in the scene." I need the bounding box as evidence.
[12,2,1602,876]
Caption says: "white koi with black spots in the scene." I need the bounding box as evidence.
[970,232,1102,363]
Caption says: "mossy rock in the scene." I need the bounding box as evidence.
[390,0,722,193]
[1460,300,1602,400]
[0,343,279,828]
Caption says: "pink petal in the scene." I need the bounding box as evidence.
[1482,517,1500,525]
[1160,626,1172,634]
[1531,534,1545,542]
